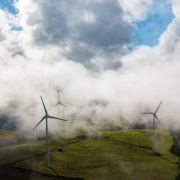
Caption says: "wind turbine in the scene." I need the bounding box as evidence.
[55,89,67,108]
[55,89,67,139]
[140,101,163,153]
[33,96,67,167]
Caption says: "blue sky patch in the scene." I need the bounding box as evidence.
[0,0,22,31]
[0,0,17,14]
[133,0,174,47]
[10,26,23,31]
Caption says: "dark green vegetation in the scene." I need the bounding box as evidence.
[0,115,17,130]
[169,130,180,180]
[0,129,179,180]
[0,167,74,180]
[170,130,180,156]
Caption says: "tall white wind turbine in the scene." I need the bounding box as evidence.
[33,96,67,167]
[140,101,163,153]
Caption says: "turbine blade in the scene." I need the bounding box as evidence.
[155,101,163,113]
[48,115,68,121]
[57,89,60,102]
[41,96,48,115]
[140,112,153,114]
[60,102,68,108]
[54,102,60,107]
[155,115,162,126]
[33,116,46,130]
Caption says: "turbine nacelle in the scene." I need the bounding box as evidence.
[140,101,163,126]
[32,96,67,131]
[55,102,67,108]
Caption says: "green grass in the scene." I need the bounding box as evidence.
[0,130,87,179]
[101,129,178,163]
[12,129,179,180]
[0,138,62,165]
[0,167,66,180]
[0,129,87,165]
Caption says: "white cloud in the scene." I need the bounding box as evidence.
[118,0,152,21]
[0,9,10,30]
[13,0,134,70]
[82,11,96,22]
[158,0,180,53]
[171,0,180,17]
[0,0,180,134]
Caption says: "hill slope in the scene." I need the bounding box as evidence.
[0,130,26,147]
[1,129,177,180]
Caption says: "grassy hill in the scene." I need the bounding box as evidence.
[0,130,26,147]
[0,129,179,180]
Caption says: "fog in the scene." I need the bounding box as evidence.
[0,0,180,136]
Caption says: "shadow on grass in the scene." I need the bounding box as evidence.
[175,172,180,180]
[48,167,85,180]
[74,143,95,154]
[109,138,179,165]
[49,167,60,176]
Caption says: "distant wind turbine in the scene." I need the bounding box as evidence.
[55,89,67,108]
[55,89,68,139]
[33,96,67,167]
[140,101,163,153]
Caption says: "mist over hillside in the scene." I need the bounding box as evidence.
[0,0,180,136]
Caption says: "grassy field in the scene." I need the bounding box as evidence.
[0,130,86,179]
[0,133,83,165]
[0,129,179,179]
[0,129,177,180]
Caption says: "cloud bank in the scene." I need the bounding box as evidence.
[0,0,180,134]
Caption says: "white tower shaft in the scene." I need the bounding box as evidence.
[152,116,155,153]
[46,118,49,167]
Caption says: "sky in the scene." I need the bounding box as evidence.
[133,0,174,46]
[0,0,180,134]
[0,0,17,14]
[0,0,174,47]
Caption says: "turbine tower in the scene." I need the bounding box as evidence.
[63,108,65,138]
[33,96,67,167]
[140,101,163,153]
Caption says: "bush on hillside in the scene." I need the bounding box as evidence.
[170,130,180,156]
